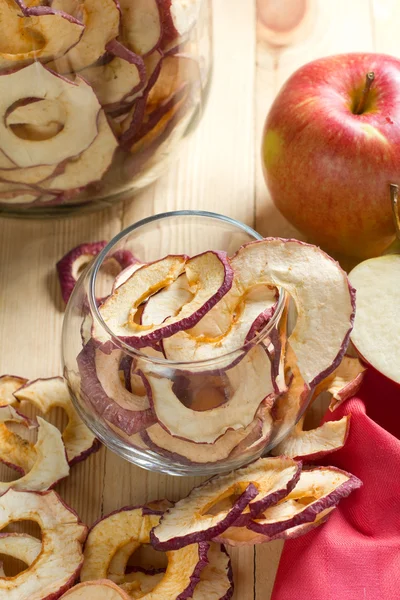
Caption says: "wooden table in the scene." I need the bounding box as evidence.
[0,1,398,597]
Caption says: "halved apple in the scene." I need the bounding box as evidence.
[0,417,69,495]
[143,346,274,444]
[0,0,84,70]
[50,0,120,72]
[349,254,400,384]
[247,466,362,537]
[0,489,87,599]
[14,377,100,466]
[0,63,101,168]
[99,252,233,348]
[151,456,300,550]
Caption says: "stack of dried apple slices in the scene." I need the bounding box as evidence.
[71,237,357,467]
[0,375,99,494]
[0,0,205,209]
[0,454,361,599]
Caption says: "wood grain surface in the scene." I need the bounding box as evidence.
[0,0,395,597]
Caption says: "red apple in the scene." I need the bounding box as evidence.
[262,53,400,259]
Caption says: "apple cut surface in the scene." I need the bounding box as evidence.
[0,405,37,475]
[141,275,193,326]
[77,341,154,435]
[163,285,278,363]
[230,239,355,387]
[349,254,400,384]
[0,63,101,168]
[0,489,87,600]
[119,0,162,56]
[144,346,274,444]
[14,377,99,466]
[0,533,42,565]
[247,466,362,537]
[60,580,132,600]
[0,375,27,406]
[80,41,146,109]
[271,415,350,460]
[57,241,107,304]
[151,456,300,550]
[100,252,233,348]
[0,0,84,70]
[0,417,69,495]
[50,0,120,72]
[39,110,118,192]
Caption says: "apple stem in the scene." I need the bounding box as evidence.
[390,183,400,240]
[355,72,375,115]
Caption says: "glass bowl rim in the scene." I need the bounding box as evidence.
[88,209,286,367]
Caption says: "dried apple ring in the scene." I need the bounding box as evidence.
[14,377,99,466]
[81,504,209,600]
[0,375,27,406]
[100,252,234,348]
[0,1,84,71]
[119,0,162,56]
[247,466,362,537]
[0,533,41,566]
[0,63,101,168]
[0,489,87,599]
[60,580,132,599]
[0,405,37,475]
[151,456,301,551]
[0,418,69,495]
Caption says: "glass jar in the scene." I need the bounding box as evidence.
[0,0,212,218]
[62,211,312,476]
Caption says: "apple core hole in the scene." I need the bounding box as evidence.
[0,554,30,578]
[172,373,232,411]
[1,519,42,539]
[126,544,168,571]
[6,98,67,141]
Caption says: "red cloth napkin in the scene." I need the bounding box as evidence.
[271,368,400,600]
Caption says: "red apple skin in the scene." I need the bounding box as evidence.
[262,53,400,259]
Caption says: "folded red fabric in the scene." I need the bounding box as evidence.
[271,368,400,600]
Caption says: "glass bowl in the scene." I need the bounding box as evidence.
[0,0,212,218]
[62,211,312,476]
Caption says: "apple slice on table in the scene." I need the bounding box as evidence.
[0,63,101,168]
[150,456,300,551]
[349,254,400,384]
[0,0,84,70]
[99,252,234,348]
[0,489,87,599]
[0,375,27,406]
[14,377,100,466]
[50,0,120,72]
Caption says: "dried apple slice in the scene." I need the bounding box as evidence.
[60,580,131,600]
[158,0,202,43]
[113,262,144,291]
[0,375,27,406]
[151,456,300,550]
[119,571,165,597]
[189,543,233,600]
[163,285,278,363]
[119,0,162,56]
[100,252,234,348]
[349,254,400,384]
[39,110,118,193]
[0,63,101,168]
[0,405,37,475]
[324,357,366,411]
[0,489,87,599]
[77,341,154,435]
[231,239,356,387]
[80,40,145,110]
[0,418,69,495]
[81,504,209,600]
[0,533,42,565]
[141,275,193,326]
[247,466,362,537]
[0,0,84,70]
[271,415,351,460]
[57,241,107,304]
[144,346,274,444]
[50,0,120,72]
[14,377,99,466]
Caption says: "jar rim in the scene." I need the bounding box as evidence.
[88,210,286,367]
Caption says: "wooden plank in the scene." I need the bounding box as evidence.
[254,1,374,595]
